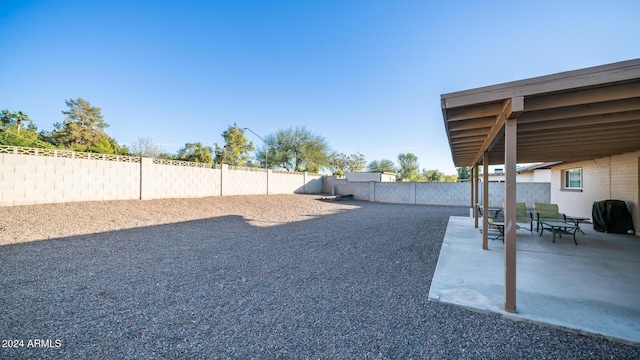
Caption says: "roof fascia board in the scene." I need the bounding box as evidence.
[442,98,459,166]
[441,58,640,109]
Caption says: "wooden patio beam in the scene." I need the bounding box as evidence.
[524,80,640,111]
[448,117,499,131]
[472,97,524,166]
[517,110,640,132]
[518,99,640,124]
[446,102,504,122]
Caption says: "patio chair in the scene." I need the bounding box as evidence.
[533,203,564,231]
[514,202,533,231]
[500,202,532,231]
[477,204,502,223]
[478,204,523,242]
[477,204,505,240]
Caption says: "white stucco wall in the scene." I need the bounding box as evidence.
[532,169,552,182]
[550,150,639,233]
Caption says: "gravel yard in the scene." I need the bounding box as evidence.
[1,195,638,359]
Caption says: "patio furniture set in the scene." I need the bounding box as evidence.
[478,203,587,244]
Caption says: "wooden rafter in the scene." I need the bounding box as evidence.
[441,59,640,168]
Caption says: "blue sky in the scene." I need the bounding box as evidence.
[1,0,639,174]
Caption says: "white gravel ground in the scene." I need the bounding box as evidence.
[1,195,638,359]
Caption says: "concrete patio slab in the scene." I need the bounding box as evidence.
[429,216,640,345]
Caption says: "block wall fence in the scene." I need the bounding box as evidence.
[1,145,551,208]
[0,146,322,206]
[323,176,551,208]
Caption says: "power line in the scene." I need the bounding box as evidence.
[0,127,55,148]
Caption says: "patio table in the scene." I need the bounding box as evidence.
[539,220,579,244]
[488,208,503,219]
[564,216,589,234]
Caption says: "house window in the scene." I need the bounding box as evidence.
[563,168,582,190]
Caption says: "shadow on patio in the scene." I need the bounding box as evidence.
[429,216,640,345]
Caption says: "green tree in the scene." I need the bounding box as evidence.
[176,142,213,163]
[213,124,254,166]
[443,174,458,182]
[366,159,397,173]
[0,109,12,128]
[51,98,119,153]
[327,152,366,175]
[130,137,161,157]
[157,152,178,160]
[423,169,445,182]
[397,153,420,181]
[457,166,471,181]
[0,110,52,148]
[422,169,458,182]
[109,136,130,155]
[256,126,330,172]
[37,129,55,147]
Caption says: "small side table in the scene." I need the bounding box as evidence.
[564,216,589,234]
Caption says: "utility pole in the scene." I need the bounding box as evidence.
[243,127,268,195]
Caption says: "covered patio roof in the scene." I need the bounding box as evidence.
[441,58,640,167]
[439,58,640,314]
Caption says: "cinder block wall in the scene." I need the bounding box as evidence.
[266,171,323,194]
[475,182,552,209]
[0,146,323,206]
[323,178,371,200]
[375,182,413,204]
[141,158,220,199]
[270,170,304,194]
[304,175,323,194]
[416,182,469,205]
[324,176,550,207]
[1,152,140,206]
[222,166,267,196]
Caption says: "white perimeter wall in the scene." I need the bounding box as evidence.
[550,150,639,233]
[141,158,220,199]
[221,166,266,196]
[269,170,323,194]
[324,176,551,208]
[0,146,323,206]
[1,153,141,206]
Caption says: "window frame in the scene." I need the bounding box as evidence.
[562,168,583,191]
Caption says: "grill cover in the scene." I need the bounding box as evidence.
[592,200,635,234]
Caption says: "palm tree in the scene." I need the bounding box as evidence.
[366,159,397,173]
[14,111,28,134]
